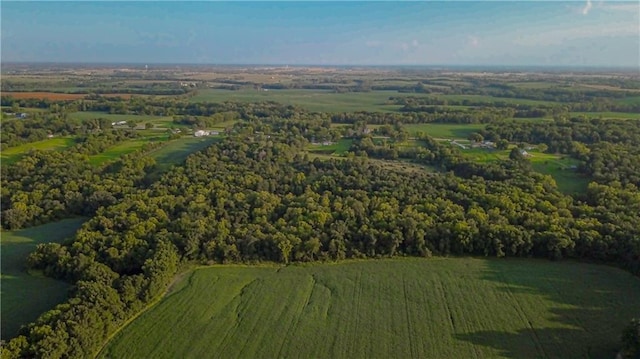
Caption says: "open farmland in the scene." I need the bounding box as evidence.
[1,218,86,339]
[189,89,408,112]
[146,136,221,177]
[2,92,134,100]
[88,138,161,166]
[100,258,640,359]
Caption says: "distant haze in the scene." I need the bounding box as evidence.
[1,1,639,68]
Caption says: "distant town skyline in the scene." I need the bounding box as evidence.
[2,1,639,68]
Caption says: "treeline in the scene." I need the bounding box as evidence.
[392,96,640,115]
[172,111,239,128]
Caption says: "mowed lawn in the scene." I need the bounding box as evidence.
[148,137,221,172]
[88,136,168,166]
[1,218,86,339]
[101,258,640,359]
[404,123,486,139]
[1,137,76,165]
[307,139,353,155]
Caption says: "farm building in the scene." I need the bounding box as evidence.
[194,130,210,137]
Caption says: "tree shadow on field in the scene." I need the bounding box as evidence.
[455,259,640,359]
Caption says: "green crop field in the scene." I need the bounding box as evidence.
[436,94,556,106]
[100,258,640,359]
[613,96,640,105]
[1,137,76,165]
[189,89,416,112]
[148,137,221,173]
[88,138,164,166]
[1,218,86,339]
[404,123,486,139]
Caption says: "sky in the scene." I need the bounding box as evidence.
[1,1,639,67]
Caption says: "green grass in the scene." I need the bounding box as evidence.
[68,112,176,129]
[404,123,486,139]
[1,218,86,339]
[148,137,221,172]
[88,139,157,166]
[569,112,640,120]
[190,89,412,112]
[307,139,353,155]
[613,96,640,105]
[100,258,640,359]
[436,94,557,106]
[463,148,589,194]
[1,137,76,165]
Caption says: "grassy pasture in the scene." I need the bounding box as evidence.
[147,137,221,173]
[88,138,159,166]
[462,148,588,193]
[101,258,640,359]
[404,123,486,139]
[570,112,640,120]
[189,89,407,112]
[1,137,76,165]
[307,139,353,155]
[436,94,556,106]
[1,218,86,339]
[614,96,640,105]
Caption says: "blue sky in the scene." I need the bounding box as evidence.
[1,1,639,67]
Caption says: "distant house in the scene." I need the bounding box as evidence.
[111,121,127,126]
[16,113,28,119]
[520,150,531,157]
[210,131,219,135]
[322,141,332,146]
[194,130,210,137]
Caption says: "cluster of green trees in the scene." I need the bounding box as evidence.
[171,111,239,128]
[1,134,155,230]
[481,118,640,187]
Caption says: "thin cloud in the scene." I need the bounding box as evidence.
[582,0,592,15]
